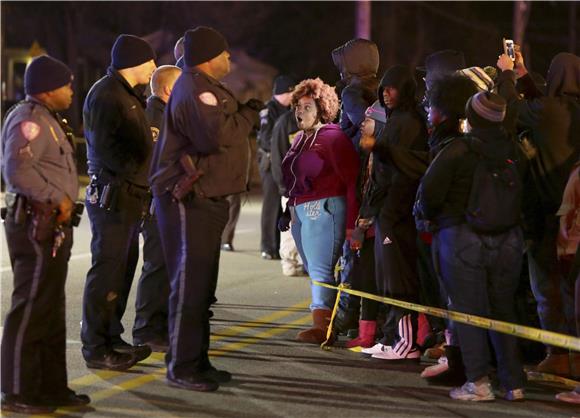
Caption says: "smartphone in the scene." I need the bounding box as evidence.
[503,38,515,61]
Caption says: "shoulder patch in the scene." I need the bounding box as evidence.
[198,92,218,106]
[150,127,160,142]
[20,121,41,141]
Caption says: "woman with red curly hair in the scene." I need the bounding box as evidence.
[281,78,360,344]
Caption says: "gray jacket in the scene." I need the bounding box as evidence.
[2,97,78,204]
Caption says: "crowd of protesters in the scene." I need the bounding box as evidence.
[1,24,579,413]
[260,41,580,404]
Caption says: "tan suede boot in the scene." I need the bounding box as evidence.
[297,309,332,344]
[536,352,571,376]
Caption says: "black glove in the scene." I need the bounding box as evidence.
[278,210,291,232]
[245,98,265,112]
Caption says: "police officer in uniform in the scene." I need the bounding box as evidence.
[81,34,156,370]
[1,56,90,413]
[150,26,261,392]
[257,75,295,260]
[132,65,181,352]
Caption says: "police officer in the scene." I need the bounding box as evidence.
[257,75,295,260]
[150,26,261,392]
[81,34,156,370]
[132,65,181,352]
[1,56,90,413]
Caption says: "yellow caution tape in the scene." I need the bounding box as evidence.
[312,281,580,352]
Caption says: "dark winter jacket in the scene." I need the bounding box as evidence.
[149,68,258,198]
[370,66,428,227]
[416,125,521,230]
[83,67,152,186]
[145,95,166,142]
[497,53,580,216]
[271,109,299,195]
[257,98,289,152]
[332,39,380,148]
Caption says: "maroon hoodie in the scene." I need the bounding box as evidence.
[281,123,360,228]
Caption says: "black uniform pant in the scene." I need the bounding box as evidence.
[221,193,241,246]
[81,194,143,358]
[132,215,169,343]
[374,214,419,355]
[154,193,229,378]
[1,216,72,399]
[258,164,281,254]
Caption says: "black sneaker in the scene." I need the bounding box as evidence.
[85,350,138,371]
[202,366,232,383]
[113,341,152,362]
[40,389,91,407]
[167,374,219,392]
[1,393,56,414]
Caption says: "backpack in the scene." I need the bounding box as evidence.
[465,136,522,234]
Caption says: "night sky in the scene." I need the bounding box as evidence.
[1,1,578,126]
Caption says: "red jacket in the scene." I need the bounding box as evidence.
[281,124,360,228]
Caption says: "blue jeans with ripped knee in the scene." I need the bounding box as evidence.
[291,196,346,310]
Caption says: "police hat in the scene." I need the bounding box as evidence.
[24,55,73,95]
[111,34,156,70]
[184,26,229,67]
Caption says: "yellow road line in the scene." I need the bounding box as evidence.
[65,300,309,391]
[65,314,311,410]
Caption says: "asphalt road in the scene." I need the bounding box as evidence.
[0,194,578,418]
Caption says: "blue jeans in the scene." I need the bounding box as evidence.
[434,223,525,390]
[291,197,346,310]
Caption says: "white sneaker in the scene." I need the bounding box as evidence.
[361,343,385,355]
[421,356,449,378]
[450,380,495,401]
[555,390,580,404]
[371,345,421,361]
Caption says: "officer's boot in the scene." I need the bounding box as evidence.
[297,309,333,344]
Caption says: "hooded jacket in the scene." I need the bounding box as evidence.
[368,65,428,227]
[497,52,580,216]
[332,39,379,148]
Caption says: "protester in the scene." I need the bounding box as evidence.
[496,50,580,376]
[281,77,359,344]
[416,91,526,401]
[360,65,428,361]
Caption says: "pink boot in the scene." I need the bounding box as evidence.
[345,320,376,348]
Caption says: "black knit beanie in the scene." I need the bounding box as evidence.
[465,91,506,128]
[25,55,72,95]
[273,75,296,95]
[184,26,228,67]
[111,34,156,70]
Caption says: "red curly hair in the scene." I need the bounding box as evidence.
[291,77,339,123]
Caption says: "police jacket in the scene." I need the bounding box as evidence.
[149,68,258,198]
[2,97,78,203]
[257,98,288,152]
[146,95,166,142]
[83,67,152,187]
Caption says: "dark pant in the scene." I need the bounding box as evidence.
[434,223,525,390]
[528,215,576,343]
[416,237,446,333]
[132,215,170,343]
[351,236,378,320]
[1,216,72,398]
[81,194,143,357]
[258,164,281,254]
[221,193,242,246]
[154,193,229,377]
[374,215,419,354]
